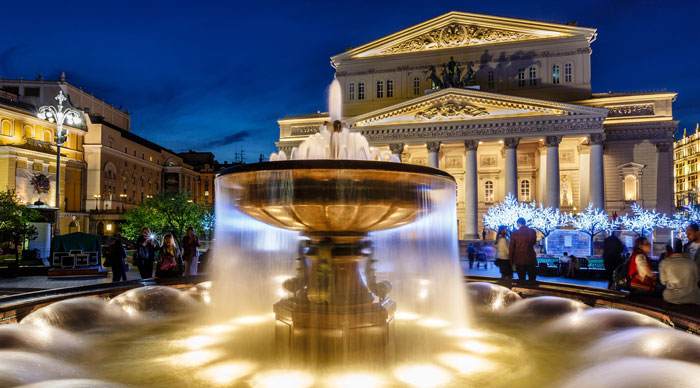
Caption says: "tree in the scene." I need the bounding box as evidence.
[569,204,613,255]
[618,203,670,237]
[530,204,568,253]
[122,191,209,244]
[482,194,535,232]
[0,190,38,264]
[668,205,700,231]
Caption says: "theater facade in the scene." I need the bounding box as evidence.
[276,12,677,240]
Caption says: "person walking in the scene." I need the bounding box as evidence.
[629,237,657,295]
[467,243,476,269]
[494,226,512,279]
[603,231,625,290]
[155,233,183,278]
[182,226,201,276]
[135,227,158,279]
[109,239,127,282]
[660,239,700,305]
[509,217,538,282]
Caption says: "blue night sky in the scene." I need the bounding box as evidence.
[2,0,699,162]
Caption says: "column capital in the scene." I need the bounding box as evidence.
[589,133,606,145]
[464,140,478,151]
[426,141,441,153]
[389,143,404,154]
[503,137,520,149]
[655,142,673,152]
[545,135,562,147]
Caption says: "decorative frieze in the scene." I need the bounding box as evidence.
[560,149,575,164]
[445,156,463,169]
[415,102,488,121]
[290,126,320,136]
[607,104,654,118]
[480,155,497,167]
[604,124,676,141]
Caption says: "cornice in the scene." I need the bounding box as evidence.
[83,144,164,170]
[604,122,677,142]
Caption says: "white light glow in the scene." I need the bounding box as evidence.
[178,335,218,350]
[196,324,237,335]
[325,372,385,388]
[395,311,421,321]
[231,315,271,325]
[394,364,452,388]
[458,340,500,355]
[160,350,222,367]
[251,370,315,388]
[436,352,497,375]
[197,361,256,385]
[443,328,485,339]
[417,318,450,328]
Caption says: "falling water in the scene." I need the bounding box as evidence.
[328,79,342,122]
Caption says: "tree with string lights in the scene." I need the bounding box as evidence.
[668,205,700,231]
[569,204,614,255]
[618,203,670,237]
[529,204,568,253]
[482,194,535,232]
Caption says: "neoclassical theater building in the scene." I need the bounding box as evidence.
[275,12,677,240]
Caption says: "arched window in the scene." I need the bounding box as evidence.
[386,79,393,98]
[520,179,531,202]
[487,70,495,89]
[484,180,494,202]
[517,68,525,87]
[43,130,52,143]
[376,80,384,98]
[413,77,420,95]
[348,82,355,100]
[1,120,12,137]
[552,64,560,84]
[624,175,637,201]
[529,66,537,86]
[564,63,573,83]
[358,82,365,100]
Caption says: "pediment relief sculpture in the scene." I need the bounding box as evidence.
[378,23,538,55]
[415,102,489,121]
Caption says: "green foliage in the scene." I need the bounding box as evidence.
[122,191,210,244]
[0,190,39,262]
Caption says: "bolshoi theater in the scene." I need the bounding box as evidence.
[275,11,677,240]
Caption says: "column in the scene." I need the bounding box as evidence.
[656,142,674,215]
[389,143,404,162]
[545,136,562,209]
[427,142,441,168]
[504,137,520,198]
[589,133,605,209]
[464,140,479,240]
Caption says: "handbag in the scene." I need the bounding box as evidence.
[159,255,176,271]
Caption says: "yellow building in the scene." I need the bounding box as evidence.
[674,124,700,207]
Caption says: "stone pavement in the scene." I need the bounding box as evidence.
[461,260,609,289]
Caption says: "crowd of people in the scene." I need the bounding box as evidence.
[489,218,700,307]
[105,226,201,282]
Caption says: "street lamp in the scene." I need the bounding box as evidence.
[37,91,82,236]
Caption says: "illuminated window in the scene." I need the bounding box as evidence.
[484,180,494,202]
[520,179,531,202]
[552,64,560,84]
[348,83,355,100]
[529,66,537,86]
[386,80,393,98]
[517,68,525,87]
[413,77,420,95]
[624,175,637,201]
[564,63,573,83]
[376,80,384,98]
[487,70,494,89]
[358,82,365,100]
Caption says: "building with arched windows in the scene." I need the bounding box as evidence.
[276,11,677,239]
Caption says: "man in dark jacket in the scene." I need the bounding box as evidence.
[509,218,538,282]
[602,231,625,289]
[135,227,158,279]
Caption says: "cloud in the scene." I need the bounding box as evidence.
[206,130,251,147]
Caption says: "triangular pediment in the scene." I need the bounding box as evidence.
[334,12,596,61]
[348,88,608,127]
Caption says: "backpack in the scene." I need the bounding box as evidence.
[612,253,638,291]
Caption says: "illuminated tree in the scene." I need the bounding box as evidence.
[668,205,700,231]
[618,203,669,237]
[482,194,534,232]
[530,204,568,246]
[569,204,613,255]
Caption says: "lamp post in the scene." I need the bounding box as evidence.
[37,91,83,237]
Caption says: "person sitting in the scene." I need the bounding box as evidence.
[629,237,657,295]
[659,239,700,305]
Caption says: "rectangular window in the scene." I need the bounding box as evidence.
[517,68,525,87]
[348,83,355,100]
[124,147,128,153]
[386,80,393,98]
[376,81,384,98]
[564,63,573,83]
[358,82,365,100]
[552,65,560,84]
[487,70,494,89]
[529,66,537,86]
[413,77,420,95]
[24,87,40,97]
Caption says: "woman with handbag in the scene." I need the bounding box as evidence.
[156,234,183,278]
[629,237,657,295]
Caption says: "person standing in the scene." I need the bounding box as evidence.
[156,233,183,278]
[109,239,127,282]
[629,237,657,295]
[509,218,538,282]
[603,231,625,289]
[660,239,700,305]
[482,229,487,240]
[494,226,512,279]
[182,226,201,276]
[467,243,476,269]
[684,223,700,277]
[135,227,158,279]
